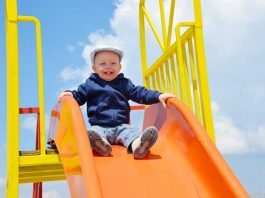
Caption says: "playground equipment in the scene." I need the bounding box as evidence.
[5,0,248,197]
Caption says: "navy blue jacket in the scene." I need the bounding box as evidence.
[71,73,161,127]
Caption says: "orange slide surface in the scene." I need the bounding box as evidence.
[51,96,249,198]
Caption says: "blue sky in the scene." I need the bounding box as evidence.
[1,0,265,197]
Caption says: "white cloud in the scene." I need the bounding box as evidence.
[66,42,87,53]
[212,101,265,154]
[214,111,248,153]
[203,0,265,57]
[66,45,75,53]
[20,114,51,134]
[59,66,88,81]
[82,29,124,67]
[205,0,249,25]
[21,115,37,134]
[43,190,62,198]
[257,0,265,7]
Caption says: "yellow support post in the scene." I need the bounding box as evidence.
[182,44,193,110]
[166,0,176,48]
[193,0,215,142]
[139,0,148,87]
[188,38,202,122]
[159,0,167,49]
[169,54,178,97]
[159,65,166,92]
[151,73,156,90]
[165,60,172,93]
[5,0,19,197]
[175,25,187,104]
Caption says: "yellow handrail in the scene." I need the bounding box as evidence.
[17,16,46,156]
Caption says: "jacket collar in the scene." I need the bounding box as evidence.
[89,73,124,84]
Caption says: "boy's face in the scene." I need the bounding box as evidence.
[92,50,121,81]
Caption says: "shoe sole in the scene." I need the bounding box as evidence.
[88,130,112,156]
[134,127,158,159]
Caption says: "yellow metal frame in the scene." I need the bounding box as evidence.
[5,0,19,196]
[139,0,215,142]
[5,0,64,197]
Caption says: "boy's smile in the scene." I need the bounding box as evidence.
[92,50,121,81]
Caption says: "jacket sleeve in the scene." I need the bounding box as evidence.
[71,79,90,106]
[126,79,161,104]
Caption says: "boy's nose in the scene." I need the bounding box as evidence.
[106,63,112,68]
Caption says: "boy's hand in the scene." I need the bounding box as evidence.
[58,91,73,102]
[159,93,176,108]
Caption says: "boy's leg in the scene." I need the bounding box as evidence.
[115,124,158,158]
[115,124,141,152]
[132,126,158,159]
[88,125,112,156]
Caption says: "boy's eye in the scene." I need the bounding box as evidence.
[112,62,116,65]
[100,62,106,65]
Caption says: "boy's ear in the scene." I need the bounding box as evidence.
[92,65,96,72]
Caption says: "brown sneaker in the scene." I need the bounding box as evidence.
[133,126,158,159]
[88,130,112,156]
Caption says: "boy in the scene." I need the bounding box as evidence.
[58,46,175,159]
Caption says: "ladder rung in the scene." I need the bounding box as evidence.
[19,152,66,183]
[19,150,41,156]
[19,149,59,156]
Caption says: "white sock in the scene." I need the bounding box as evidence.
[131,137,141,152]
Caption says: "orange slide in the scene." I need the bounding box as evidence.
[51,96,249,198]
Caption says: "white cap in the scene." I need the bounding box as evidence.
[90,46,123,64]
